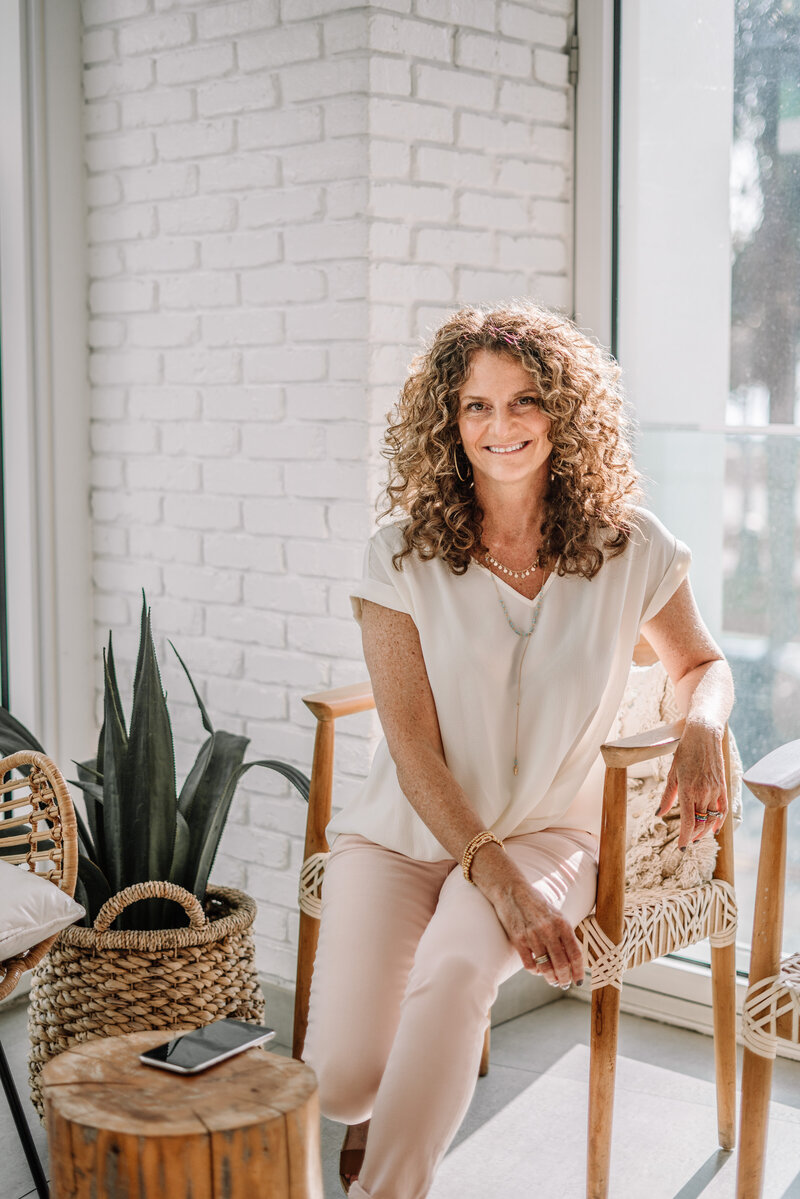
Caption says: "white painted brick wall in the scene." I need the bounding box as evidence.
[83,0,574,991]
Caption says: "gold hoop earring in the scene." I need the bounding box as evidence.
[454,446,470,484]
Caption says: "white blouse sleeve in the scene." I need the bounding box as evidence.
[349,526,414,624]
[638,510,693,626]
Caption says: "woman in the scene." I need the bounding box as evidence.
[304,303,733,1199]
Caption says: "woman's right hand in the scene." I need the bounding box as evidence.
[470,845,585,988]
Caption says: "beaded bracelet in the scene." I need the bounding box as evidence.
[461,830,504,884]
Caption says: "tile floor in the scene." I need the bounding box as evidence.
[2,995,798,1199]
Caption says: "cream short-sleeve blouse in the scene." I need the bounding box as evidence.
[326,507,691,861]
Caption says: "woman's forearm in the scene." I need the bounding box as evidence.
[673,657,734,734]
[393,742,486,862]
[393,741,540,917]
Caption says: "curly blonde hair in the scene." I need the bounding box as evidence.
[381,302,641,578]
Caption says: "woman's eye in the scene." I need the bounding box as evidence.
[517,396,538,407]
[465,401,485,412]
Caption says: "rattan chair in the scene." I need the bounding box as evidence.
[291,656,738,1199]
[736,739,800,1199]
[0,750,79,1199]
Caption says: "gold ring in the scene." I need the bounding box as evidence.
[534,954,550,966]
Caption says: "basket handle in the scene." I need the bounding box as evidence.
[93,881,207,933]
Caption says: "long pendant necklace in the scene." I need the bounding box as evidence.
[491,575,545,776]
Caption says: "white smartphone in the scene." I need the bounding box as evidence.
[139,1019,276,1074]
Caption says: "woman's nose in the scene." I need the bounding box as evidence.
[488,407,514,439]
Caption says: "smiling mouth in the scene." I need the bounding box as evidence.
[485,441,530,454]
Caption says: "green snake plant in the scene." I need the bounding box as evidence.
[0,597,310,930]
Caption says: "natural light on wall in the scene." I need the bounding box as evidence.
[619,0,800,968]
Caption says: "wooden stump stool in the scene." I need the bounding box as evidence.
[42,1029,322,1199]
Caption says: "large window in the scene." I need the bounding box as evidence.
[0,356,8,710]
[577,1,799,1023]
[724,0,800,956]
[0,0,92,757]
[617,0,800,970]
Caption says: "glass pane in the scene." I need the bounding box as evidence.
[0,344,7,711]
[638,428,800,962]
[730,0,800,428]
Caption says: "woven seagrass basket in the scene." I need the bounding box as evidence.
[27,879,265,1118]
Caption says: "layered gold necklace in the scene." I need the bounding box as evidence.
[485,549,547,776]
[484,548,539,581]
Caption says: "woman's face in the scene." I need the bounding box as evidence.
[456,349,552,492]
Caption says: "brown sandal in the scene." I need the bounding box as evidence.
[339,1146,365,1194]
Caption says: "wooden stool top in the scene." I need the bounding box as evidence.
[42,1029,317,1137]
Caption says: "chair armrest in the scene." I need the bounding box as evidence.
[743,738,800,808]
[303,681,375,722]
[0,956,27,1001]
[600,719,685,769]
[294,681,375,1059]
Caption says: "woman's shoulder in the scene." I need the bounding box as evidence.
[620,507,691,580]
[627,506,678,548]
[585,507,681,581]
[368,518,411,556]
[367,518,457,585]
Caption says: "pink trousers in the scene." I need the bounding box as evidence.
[304,827,598,1199]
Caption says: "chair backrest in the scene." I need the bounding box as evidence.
[0,751,78,1001]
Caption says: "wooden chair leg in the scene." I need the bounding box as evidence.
[709,939,737,1150]
[478,1020,490,1077]
[586,983,621,1199]
[293,715,335,1062]
[710,783,737,1151]
[586,764,627,1199]
[735,803,789,1197]
[292,909,320,1061]
[736,1047,774,1199]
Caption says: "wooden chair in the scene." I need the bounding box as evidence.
[736,739,800,1198]
[0,750,79,1199]
[292,663,737,1199]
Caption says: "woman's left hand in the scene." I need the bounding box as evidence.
[656,719,727,849]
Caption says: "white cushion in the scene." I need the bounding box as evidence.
[0,858,85,961]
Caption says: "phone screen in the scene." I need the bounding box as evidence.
[140,1019,275,1073]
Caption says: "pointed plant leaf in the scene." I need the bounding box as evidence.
[181,732,249,869]
[73,876,90,926]
[130,594,150,717]
[0,707,46,757]
[102,648,128,894]
[69,778,105,807]
[192,758,311,902]
[75,758,105,877]
[177,734,215,821]
[74,758,102,783]
[97,632,127,772]
[261,761,311,803]
[77,854,112,925]
[123,606,176,888]
[168,810,192,897]
[0,709,44,785]
[70,801,97,863]
[169,641,214,736]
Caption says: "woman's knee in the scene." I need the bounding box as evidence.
[407,949,500,1018]
[305,1043,381,1125]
